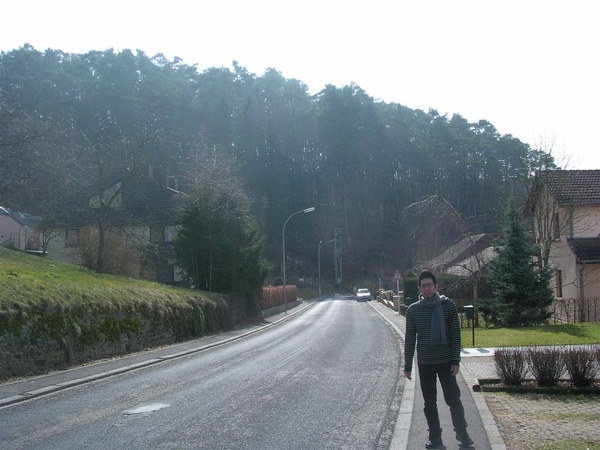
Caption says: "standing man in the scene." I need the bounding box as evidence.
[404,270,473,449]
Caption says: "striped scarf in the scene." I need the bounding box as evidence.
[419,292,447,345]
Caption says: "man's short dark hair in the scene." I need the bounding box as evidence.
[418,270,437,286]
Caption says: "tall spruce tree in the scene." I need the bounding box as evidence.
[487,198,554,326]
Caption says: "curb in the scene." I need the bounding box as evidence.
[367,302,413,450]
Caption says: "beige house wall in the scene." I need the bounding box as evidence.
[572,205,600,237]
[547,203,600,301]
[45,234,81,264]
[45,225,184,283]
[549,236,579,299]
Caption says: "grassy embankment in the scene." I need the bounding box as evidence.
[0,246,231,379]
[0,246,224,307]
[0,246,230,342]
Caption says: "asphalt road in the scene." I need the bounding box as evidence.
[0,296,404,450]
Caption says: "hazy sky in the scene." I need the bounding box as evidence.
[3,0,598,169]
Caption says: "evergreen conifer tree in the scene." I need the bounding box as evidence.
[487,198,554,326]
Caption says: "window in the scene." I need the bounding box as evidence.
[553,213,560,239]
[151,225,178,243]
[150,226,163,243]
[164,226,177,243]
[66,229,79,247]
[554,270,563,298]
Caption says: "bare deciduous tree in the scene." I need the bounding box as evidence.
[401,195,490,319]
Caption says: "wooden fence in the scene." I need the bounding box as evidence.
[552,298,600,323]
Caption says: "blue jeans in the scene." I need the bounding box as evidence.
[418,362,468,435]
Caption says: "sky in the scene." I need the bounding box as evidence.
[2,0,598,169]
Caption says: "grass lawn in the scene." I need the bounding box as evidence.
[461,322,600,348]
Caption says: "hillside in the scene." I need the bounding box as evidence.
[0,247,236,379]
[0,46,556,283]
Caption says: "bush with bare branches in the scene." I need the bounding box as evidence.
[526,346,563,386]
[494,348,527,385]
[563,346,599,387]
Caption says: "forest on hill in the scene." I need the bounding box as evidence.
[0,45,557,284]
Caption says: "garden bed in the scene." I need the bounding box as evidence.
[477,377,600,394]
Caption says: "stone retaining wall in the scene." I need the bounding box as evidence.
[0,296,236,380]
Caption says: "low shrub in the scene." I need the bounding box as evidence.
[494,346,600,388]
[563,346,599,387]
[494,348,527,385]
[526,346,563,386]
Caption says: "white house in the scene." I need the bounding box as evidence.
[0,207,41,252]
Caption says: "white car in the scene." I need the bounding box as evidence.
[356,288,371,302]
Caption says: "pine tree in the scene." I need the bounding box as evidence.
[487,198,554,326]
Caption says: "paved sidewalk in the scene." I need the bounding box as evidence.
[459,349,600,450]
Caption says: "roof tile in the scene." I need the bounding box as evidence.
[568,237,600,263]
[539,169,600,204]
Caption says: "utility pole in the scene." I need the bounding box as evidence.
[318,238,335,295]
[334,228,342,285]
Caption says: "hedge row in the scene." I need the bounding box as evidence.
[494,345,600,387]
[260,285,297,309]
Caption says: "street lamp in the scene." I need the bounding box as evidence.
[318,238,335,296]
[282,207,315,313]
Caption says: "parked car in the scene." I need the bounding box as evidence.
[356,288,372,302]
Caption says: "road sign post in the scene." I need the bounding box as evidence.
[393,270,402,296]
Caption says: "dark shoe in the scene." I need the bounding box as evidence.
[425,435,443,449]
[456,430,474,446]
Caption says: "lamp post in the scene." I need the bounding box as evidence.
[318,238,335,296]
[282,207,315,313]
